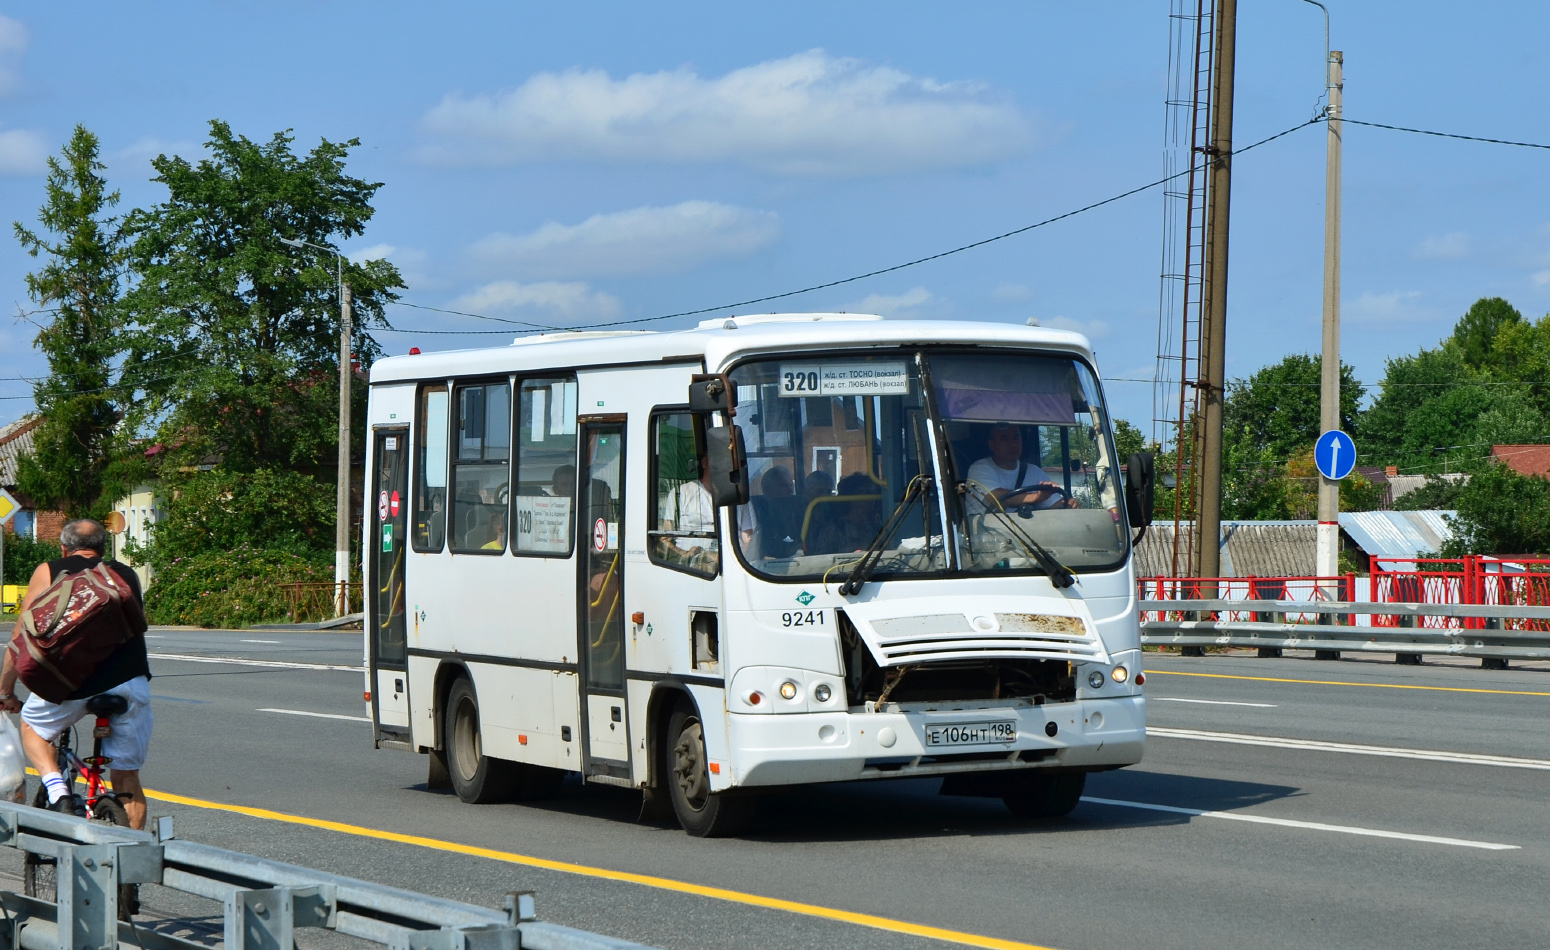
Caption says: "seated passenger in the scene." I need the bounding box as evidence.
[964,423,1076,514]
[751,465,803,559]
[549,464,576,498]
[808,472,884,555]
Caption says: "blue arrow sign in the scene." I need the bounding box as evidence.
[1314,429,1356,480]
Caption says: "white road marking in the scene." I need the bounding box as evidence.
[150,652,362,672]
[1081,796,1518,850]
[1151,698,1278,708]
[258,707,370,723]
[1150,727,1550,770]
[240,639,282,644]
[145,635,164,639]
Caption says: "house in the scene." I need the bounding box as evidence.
[1491,444,1550,478]
[0,416,63,540]
[1137,511,1456,578]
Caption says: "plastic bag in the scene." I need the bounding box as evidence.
[0,715,26,799]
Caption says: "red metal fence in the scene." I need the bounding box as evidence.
[1138,575,1356,624]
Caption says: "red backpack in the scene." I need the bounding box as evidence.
[9,562,147,704]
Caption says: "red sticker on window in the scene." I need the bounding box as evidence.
[593,518,607,551]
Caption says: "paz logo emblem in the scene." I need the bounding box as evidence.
[795,590,816,606]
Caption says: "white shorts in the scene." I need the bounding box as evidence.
[21,676,153,771]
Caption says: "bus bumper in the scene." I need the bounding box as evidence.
[725,695,1145,788]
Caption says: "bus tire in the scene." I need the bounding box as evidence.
[445,678,516,804]
[665,705,754,837]
[1002,770,1086,820]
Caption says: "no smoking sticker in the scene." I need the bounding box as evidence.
[378,490,389,521]
[593,518,608,551]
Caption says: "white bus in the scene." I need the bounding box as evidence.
[363,314,1154,836]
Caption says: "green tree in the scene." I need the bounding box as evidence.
[1394,475,1466,510]
[11,126,130,516]
[1223,354,1363,461]
[1452,296,1523,370]
[1112,419,1147,462]
[1440,464,1550,556]
[130,468,336,572]
[121,120,404,476]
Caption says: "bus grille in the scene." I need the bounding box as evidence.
[867,612,1106,664]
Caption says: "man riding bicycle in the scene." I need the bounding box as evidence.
[0,519,152,829]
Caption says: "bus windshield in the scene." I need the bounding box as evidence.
[731,349,1128,582]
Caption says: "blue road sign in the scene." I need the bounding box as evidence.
[1315,429,1356,480]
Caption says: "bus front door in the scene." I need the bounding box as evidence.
[577,419,631,778]
[371,426,410,740]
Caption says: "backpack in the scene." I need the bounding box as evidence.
[8,562,147,704]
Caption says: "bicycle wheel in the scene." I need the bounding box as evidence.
[22,782,60,901]
[90,796,139,919]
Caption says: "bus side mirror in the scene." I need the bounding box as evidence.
[689,374,736,415]
[1125,451,1155,528]
[704,425,750,507]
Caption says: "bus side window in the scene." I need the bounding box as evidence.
[413,384,449,552]
[513,377,578,556]
[449,380,511,554]
[649,412,719,577]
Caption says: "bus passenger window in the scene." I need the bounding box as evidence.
[513,377,577,555]
[413,384,449,552]
[650,413,720,577]
[449,381,511,554]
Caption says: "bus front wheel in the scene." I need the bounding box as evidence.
[1002,770,1086,820]
[445,678,517,804]
[665,705,754,837]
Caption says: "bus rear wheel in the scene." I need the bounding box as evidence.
[665,706,754,837]
[445,678,517,804]
[1002,770,1086,820]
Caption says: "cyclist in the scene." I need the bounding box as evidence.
[0,519,152,829]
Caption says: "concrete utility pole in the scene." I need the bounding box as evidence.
[1193,0,1237,581]
[1316,50,1344,580]
[336,282,353,618]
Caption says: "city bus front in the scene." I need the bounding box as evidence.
[709,344,1151,816]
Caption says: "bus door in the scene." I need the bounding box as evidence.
[371,426,411,737]
[576,418,631,776]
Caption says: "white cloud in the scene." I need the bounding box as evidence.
[1415,232,1471,261]
[470,201,778,279]
[1043,315,1110,338]
[0,125,46,175]
[0,14,27,96]
[112,136,200,168]
[1347,289,1428,323]
[448,281,621,321]
[852,287,935,317]
[1532,270,1550,287]
[992,282,1032,303]
[418,49,1032,176]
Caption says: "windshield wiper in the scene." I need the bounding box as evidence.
[838,476,931,596]
[961,482,1076,589]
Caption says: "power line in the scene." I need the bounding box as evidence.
[1343,118,1550,151]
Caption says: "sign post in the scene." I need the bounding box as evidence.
[1314,429,1355,585]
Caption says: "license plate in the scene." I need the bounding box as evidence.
[922,720,1017,747]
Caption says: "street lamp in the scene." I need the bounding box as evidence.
[280,236,354,618]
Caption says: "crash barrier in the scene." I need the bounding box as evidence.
[0,798,655,950]
[1139,599,1550,668]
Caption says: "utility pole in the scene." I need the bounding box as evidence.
[1316,51,1343,580]
[1193,0,1237,581]
[336,281,353,617]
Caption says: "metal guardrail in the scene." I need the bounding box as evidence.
[1139,599,1550,667]
[0,799,655,950]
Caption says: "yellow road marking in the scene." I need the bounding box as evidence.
[1146,669,1550,697]
[139,786,1057,950]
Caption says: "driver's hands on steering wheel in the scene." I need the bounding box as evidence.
[1011,482,1077,510]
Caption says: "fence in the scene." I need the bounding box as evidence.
[1138,575,1358,625]
[1138,598,1550,667]
[0,799,654,950]
[1371,556,1550,631]
[278,582,363,623]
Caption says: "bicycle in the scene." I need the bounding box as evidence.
[22,693,138,918]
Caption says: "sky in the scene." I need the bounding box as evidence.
[1,1,1547,441]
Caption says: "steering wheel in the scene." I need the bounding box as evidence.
[1015,485,1070,518]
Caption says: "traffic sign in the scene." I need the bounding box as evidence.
[390,490,401,517]
[0,487,18,525]
[1314,430,1356,480]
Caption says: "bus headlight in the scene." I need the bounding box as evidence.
[813,683,832,703]
[1111,665,1128,684]
[779,681,799,701]
[1087,670,1105,689]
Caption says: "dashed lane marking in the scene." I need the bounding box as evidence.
[1146,669,1550,697]
[257,707,370,723]
[1150,727,1550,770]
[149,653,362,672]
[1081,796,1518,850]
[240,639,282,644]
[1150,698,1277,708]
[139,787,1058,950]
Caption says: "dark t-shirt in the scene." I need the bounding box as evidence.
[44,555,151,700]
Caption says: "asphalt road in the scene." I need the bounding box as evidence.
[21,630,1548,950]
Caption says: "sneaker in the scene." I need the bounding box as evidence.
[47,796,75,815]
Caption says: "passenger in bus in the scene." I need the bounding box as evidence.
[807,472,884,554]
[481,512,507,551]
[549,464,576,498]
[964,423,1076,514]
[751,465,803,559]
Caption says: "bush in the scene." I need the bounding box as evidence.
[136,468,335,571]
[143,545,333,628]
[3,533,62,586]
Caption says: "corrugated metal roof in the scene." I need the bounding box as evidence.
[0,416,39,488]
[1339,510,1455,560]
[1136,520,1316,578]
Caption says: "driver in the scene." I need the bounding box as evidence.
[965,423,1077,514]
